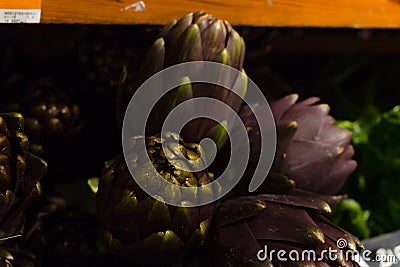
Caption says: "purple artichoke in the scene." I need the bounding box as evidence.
[241,94,357,195]
[117,11,247,148]
[207,194,363,266]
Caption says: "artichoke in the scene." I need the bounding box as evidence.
[240,94,356,195]
[0,77,83,155]
[96,132,217,266]
[0,113,47,241]
[117,11,247,147]
[207,194,363,266]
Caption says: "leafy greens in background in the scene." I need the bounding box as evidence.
[313,53,400,239]
[334,105,400,239]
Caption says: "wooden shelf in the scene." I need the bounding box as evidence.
[39,0,400,27]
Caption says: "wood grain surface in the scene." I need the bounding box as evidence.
[40,0,400,27]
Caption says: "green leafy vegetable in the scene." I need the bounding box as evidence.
[334,105,400,238]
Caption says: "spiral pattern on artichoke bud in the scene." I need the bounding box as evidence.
[116,12,278,206]
[96,132,216,265]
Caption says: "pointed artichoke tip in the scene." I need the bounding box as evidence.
[288,121,298,130]
[255,202,267,210]
[218,49,230,65]
[35,181,42,195]
[306,227,325,245]
[224,19,232,27]
[162,230,175,239]
[319,103,330,114]
[345,128,353,139]
[309,96,321,102]
[314,229,326,244]
[188,23,201,34]
[12,112,24,119]
[185,12,194,19]
[321,202,332,214]
[358,240,365,250]
[346,239,357,251]
[154,37,165,46]
[337,146,345,155]
[286,94,299,101]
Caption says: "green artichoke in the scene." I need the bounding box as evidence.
[207,194,363,266]
[0,77,83,155]
[117,11,247,147]
[96,132,217,266]
[240,94,356,195]
[0,113,47,241]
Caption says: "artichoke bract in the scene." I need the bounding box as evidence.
[0,113,47,241]
[241,94,356,195]
[117,11,247,148]
[207,195,363,267]
[96,132,216,265]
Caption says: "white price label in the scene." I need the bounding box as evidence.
[0,9,41,23]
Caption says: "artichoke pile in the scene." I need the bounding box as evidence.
[0,113,46,240]
[0,10,367,267]
[0,113,47,267]
[0,76,83,157]
[204,94,362,266]
[96,11,363,267]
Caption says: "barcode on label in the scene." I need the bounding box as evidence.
[0,9,41,23]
